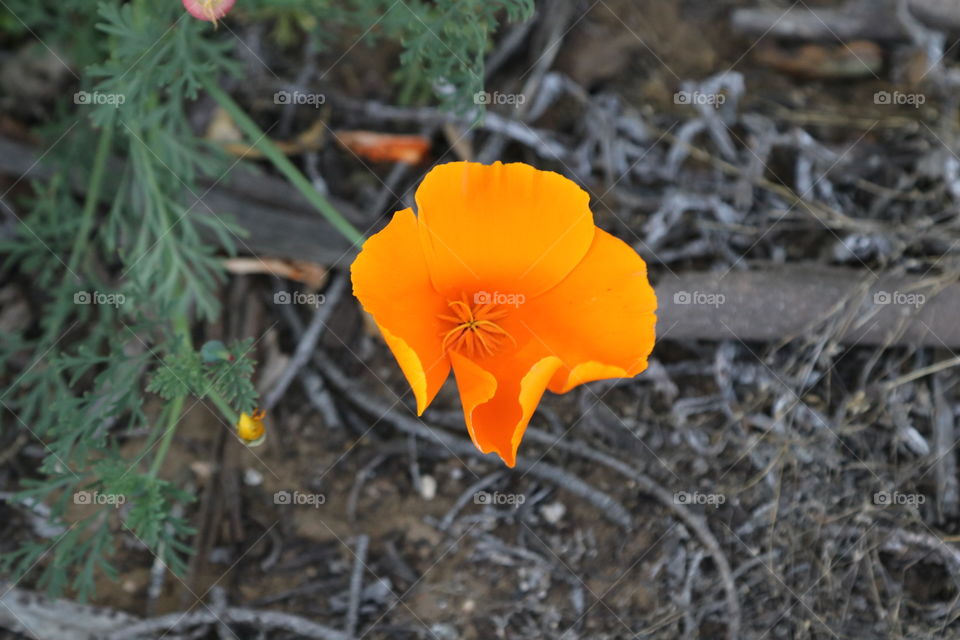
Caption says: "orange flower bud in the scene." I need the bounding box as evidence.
[236,409,266,447]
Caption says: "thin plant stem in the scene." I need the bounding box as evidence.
[69,123,115,274]
[200,78,365,246]
[206,388,239,426]
[148,393,185,478]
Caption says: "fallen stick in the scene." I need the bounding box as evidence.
[262,272,349,411]
[932,374,959,521]
[731,0,960,41]
[110,607,351,640]
[0,581,350,640]
[345,534,369,639]
[655,265,960,348]
[0,582,138,640]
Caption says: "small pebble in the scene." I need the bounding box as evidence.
[541,501,566,524]
[243,468,263,486]
[419,474,437,500]
[189,461,215,480]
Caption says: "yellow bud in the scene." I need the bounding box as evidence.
[236,409,266,447]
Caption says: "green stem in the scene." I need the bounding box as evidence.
[148,392,185,478]
[40,124,115,345]
[147,315,194,478]
[144,385,240,479]
[172,313,239,425]
[200,78,365,247]
[206,388,239,425]
[152,314,238,478]
[69,124,115,274]
[173,314,191,346]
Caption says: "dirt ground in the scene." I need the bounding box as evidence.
[4,0,960,638]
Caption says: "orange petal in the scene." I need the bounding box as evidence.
[516,227,657,394]
[415,162,595,299]
[350,209,451,414]
[450,349,564,467]
[336,130,431,164]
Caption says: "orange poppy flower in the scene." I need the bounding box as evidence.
[351,162,657,466]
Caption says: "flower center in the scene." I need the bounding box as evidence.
[439,294,516,357]
[199,0,226,22]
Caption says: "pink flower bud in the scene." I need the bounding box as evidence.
[182,0,236,23]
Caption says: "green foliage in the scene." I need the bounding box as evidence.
[2,463,196,600]
[392,0,535,113]
[148,337,258,415]
[0,0,531,601]
[236,0,534,112]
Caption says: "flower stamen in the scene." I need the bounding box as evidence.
[439,294,516,357]
[202,0,221,26]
